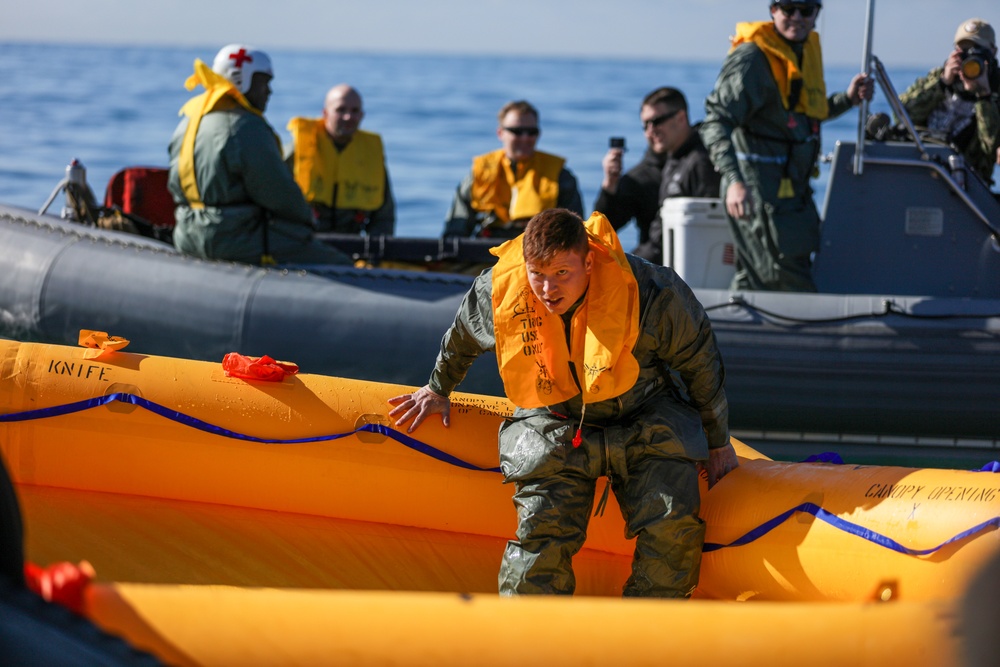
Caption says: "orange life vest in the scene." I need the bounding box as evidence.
[471,149,564,224]
[732,21,829,120]
[489,212,640,408]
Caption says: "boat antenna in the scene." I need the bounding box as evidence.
[853,0,876,175]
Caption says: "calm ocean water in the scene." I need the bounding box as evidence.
[0,41,928,249]
[4,42,995,468]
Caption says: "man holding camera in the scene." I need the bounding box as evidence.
[595,87,719,264]
[900,18,999,185]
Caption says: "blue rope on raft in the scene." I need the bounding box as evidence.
[0,393,502,473]
[703,501,1000,556]
[5,395,998,555]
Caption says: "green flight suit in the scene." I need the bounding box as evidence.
[168,98,351,266]
[701,41,854,291]
[428,256,729,597]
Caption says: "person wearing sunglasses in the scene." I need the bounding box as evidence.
[899,18,999,185]
[443,100,583,239]
[701,1,873,291]
[595,87,721,264]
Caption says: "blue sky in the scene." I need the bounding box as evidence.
[2,0,998,68]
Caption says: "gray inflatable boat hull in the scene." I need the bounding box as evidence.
[1,204,998,446]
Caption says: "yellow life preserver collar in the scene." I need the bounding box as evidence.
[286,118,386,211]
[489,212,640,409]
[176,59,264,209]
[732,21,829,120]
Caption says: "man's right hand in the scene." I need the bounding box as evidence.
[725,181,754,220]
[388,385,451,433]
[601,148,624,192]
[942,48,963,87]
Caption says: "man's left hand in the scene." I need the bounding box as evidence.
[703,443,739,489]
[847,73,875,106]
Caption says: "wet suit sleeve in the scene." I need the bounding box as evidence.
[825,90,854,121]
[652,272,729,449]
[701,43,768,192]
[428,271,497,396]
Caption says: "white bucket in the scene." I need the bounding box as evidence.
[660,197,735,289]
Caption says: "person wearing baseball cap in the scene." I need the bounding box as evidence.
[900,19,999,184]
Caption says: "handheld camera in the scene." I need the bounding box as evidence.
[960,46,989,79]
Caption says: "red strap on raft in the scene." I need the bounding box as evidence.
[222,353,299,382]
[24,560,95,615]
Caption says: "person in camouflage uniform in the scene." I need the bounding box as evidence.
[900,18,1000,185]
[700,1,872,292]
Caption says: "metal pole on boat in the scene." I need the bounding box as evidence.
[853,0,876,175]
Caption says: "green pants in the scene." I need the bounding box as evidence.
[728,195,820,292]
[496,402,706,597]
[174,210,352,266]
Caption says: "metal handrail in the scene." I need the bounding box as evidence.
[853,0,876,175]
[864,56,1000,238]
[870,56,929,159]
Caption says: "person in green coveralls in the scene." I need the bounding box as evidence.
[168,44,351,266]
[700,1,873,291]
[390,208,736,597]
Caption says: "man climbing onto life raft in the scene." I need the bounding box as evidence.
[390,208,737,597]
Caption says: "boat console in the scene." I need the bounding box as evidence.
[814,140,1000,298]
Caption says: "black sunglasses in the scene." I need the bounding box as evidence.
[642,108,681,131]
[503,126,540,137]
[772,2,821,18]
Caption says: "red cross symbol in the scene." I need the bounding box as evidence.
[228,48,253,68]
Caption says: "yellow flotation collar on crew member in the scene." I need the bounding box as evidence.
[489,212,640,409]
[286,118,386,211]
[176,59,268,210]
[471,149,563,224]
[732,21,829,121]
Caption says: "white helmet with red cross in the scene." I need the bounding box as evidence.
[212,44,273,94]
